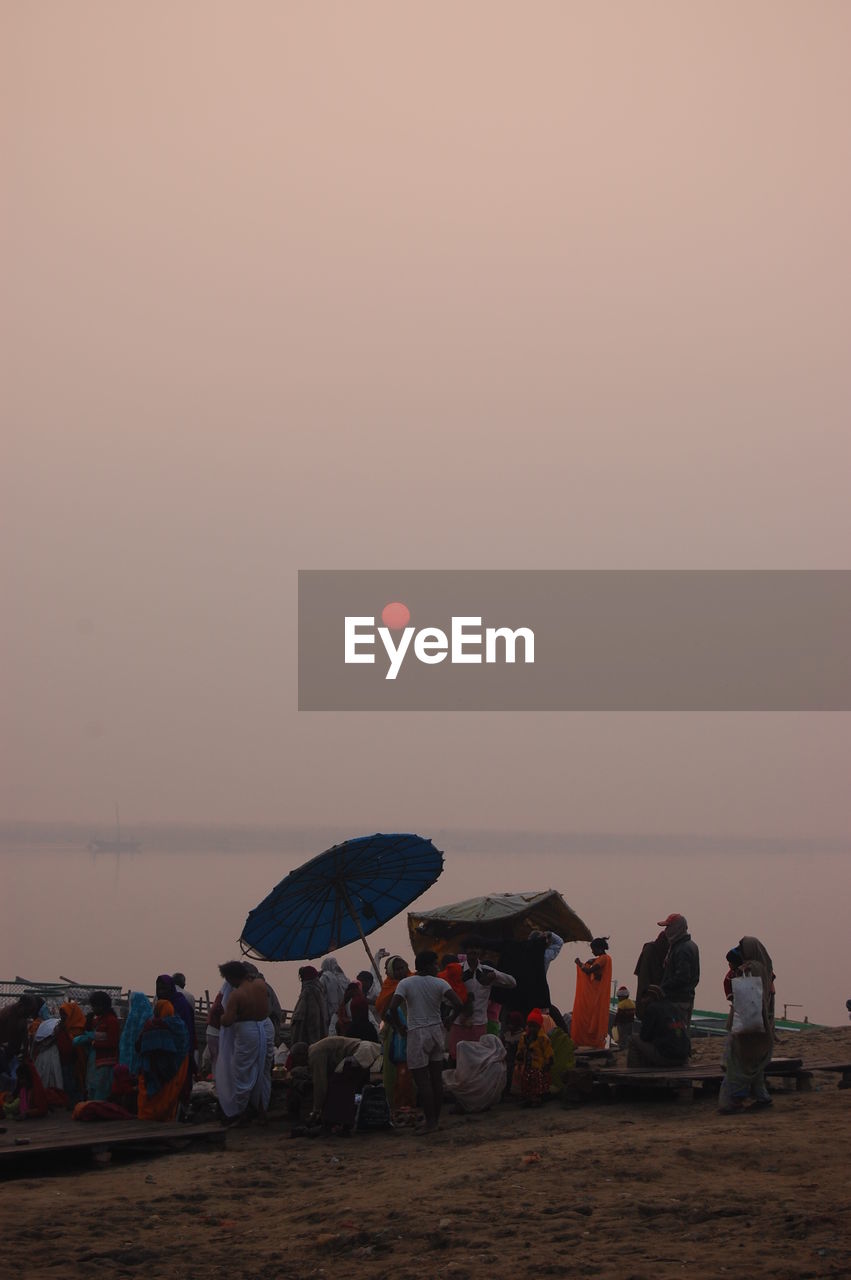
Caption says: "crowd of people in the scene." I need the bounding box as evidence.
[0,912,779,1134]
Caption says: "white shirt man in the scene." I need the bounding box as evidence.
[453,945,516,1055]
[388,951,464,1135]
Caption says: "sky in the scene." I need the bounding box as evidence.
[2,4,849,858]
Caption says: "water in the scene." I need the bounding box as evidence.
[2,845,846,1025]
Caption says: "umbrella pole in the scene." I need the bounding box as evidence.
[340,886,383,984]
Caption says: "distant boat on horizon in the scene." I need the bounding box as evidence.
[88,804,141,854]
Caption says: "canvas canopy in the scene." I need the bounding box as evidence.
[408,890,592,955]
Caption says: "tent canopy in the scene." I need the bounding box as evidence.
[408,890,592,955]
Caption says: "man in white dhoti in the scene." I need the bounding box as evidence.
[215,961,275,1124]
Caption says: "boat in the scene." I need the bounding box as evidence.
[88,805,141,853]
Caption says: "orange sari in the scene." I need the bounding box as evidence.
[375,974,402,1017]
[374,967,415,1112]
[570,954,612,1048]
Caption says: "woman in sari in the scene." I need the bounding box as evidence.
[85,992,121,1102]
[438,962,473,1062]
[719,936,775,1114]
[155,976,195,1101]
[290,967,329,1047]
[319,958,351,1034]
[570,937,613,1048]
[333,981,361,1037]
[30,1018,64,1091]
[335,982,380,1043]
[56,1000,88,1103]
[119,992,153,1076]
[375,955,415,1115]
[136,999,189,1121]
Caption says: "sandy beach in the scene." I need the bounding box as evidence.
[5,11,850,1280]
[3,1025,849,1280]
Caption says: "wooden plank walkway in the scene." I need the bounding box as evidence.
[0,1116,226,1167]
[592,1055,802,1085]
[588,1056,812,1099]
[586,1057,851,1098]
[786,1060,851,1089]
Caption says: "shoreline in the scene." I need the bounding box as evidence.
[2,1024,850,1279]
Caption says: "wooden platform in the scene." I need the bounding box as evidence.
[574,1047,617,1063]
[589,1056,808,1099]
[0,1115,227,1167]
[786,1060,851,1090]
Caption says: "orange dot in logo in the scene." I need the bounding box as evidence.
[381,601,411,630]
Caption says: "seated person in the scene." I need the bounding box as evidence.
[611,985,636,1049]
[626,985,690,1067]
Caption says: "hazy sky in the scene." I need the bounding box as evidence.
[3,4,849,847]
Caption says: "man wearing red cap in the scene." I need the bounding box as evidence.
[657,913,700,1031]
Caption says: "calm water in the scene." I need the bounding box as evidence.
[2,845,847,1025]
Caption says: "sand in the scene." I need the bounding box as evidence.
[2,1025,850,1280]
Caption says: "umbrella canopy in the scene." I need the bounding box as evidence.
[240,833,444,975]
[408,890,592,956]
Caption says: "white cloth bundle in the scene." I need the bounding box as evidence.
[731,974,765,1034]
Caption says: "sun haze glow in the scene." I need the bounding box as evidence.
[381,602,411,630]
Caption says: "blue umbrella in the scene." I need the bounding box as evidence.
[239,833,444,978]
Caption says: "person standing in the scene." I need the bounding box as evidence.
[356,969,382,1031]
[85,991,121,1101]
[375,955,414,1115]
[633,930,670,1018]
[172,972,195,1012]
[718,936,775,1115]
[387,950,464,1135]
[723,947,743,1005]
[570,938,613,1048]
[136,997,189,1120]
[319,958,351,1034]
[336,982,379,1043]
[657,914,700,1029]
[172,973,198,1072]
[243,963,283,1043]
[56,999,89,1103]
[205,989,224,1075]
[156,976,196,1100]
[450,941,516,1059]
[215,961,275,1124]
[533,930,564,972]
[512,1008,554,1105]
[289,966,329,1047]
[490,932,553,1019]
